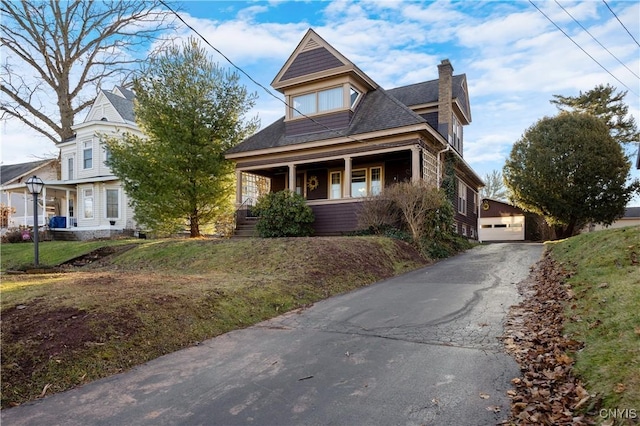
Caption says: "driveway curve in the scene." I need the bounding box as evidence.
[2,242,543,426]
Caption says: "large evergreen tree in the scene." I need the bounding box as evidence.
[504,112,638,239]
[551,84,639,149]
[105,38,259,237]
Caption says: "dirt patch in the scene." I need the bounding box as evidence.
[502,251,597,424]
[59,244,137,268]
[1,299,142,406]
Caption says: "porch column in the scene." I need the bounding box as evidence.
[42,187,47,227]
[288,163,296,192]
[23,189,28,226]
[411,146,421,183]
[236,170,243,205]
[344,157,352,197]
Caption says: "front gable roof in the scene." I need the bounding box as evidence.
[0,159,58,186]
[271,29,377,92]
[83,86,135,124]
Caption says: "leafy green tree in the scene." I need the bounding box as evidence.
[253,191,314,238]
[504,112,638,239]
[551,84,639,149]
[480,170,508,201]
[105,38,259,237]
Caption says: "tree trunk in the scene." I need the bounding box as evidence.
[190,210,200,238]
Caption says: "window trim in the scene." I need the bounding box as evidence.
[291,85,346,118]
[83,187,94,219]
[83,140,93,170]
[67,156,74,180]
[105,188,120,219]
[458,180,467,215]
[329,171,342,199]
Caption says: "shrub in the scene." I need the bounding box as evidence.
[254,191,314,237]
[355,182,469,259]
[356,195,400,233]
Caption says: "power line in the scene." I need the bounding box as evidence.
[554,0,639,80]
[602,0,640,48]
[157,0,372,147]
[529,0,638,97]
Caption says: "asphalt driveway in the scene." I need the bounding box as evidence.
[2,242,543,426]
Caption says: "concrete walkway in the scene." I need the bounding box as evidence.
[2,243,543,426]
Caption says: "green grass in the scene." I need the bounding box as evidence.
[0,239,145,271]
[0,236,428,408]
[547,226,640,410]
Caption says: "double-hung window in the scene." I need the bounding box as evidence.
[83,141,93,169]
[330,171,342,199]
[106,189,119,219]
[458,180,467,215]
[67,157,74,180]
[83,188,93,219]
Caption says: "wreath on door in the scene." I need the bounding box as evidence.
[307,175,319,191]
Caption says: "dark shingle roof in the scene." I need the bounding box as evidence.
[387,74,468,118]
[227,88,427,154]
[102,90,135,123]
[1,159,55,185]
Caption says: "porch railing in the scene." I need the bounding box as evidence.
[235,198,258,225]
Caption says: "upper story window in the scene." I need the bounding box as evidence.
[291,85,362,118]
[83,141,93,169]
[293,86,342,117]
[350,87,361,108]
[452,114,463,153]
[67,157,74,180]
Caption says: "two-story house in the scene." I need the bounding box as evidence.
[226,29,483,237]
[2,86,142,240]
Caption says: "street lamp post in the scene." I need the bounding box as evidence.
[26,176,45,267]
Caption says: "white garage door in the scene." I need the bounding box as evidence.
[479,215,525,241]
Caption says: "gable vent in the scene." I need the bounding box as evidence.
[301,38,320,52]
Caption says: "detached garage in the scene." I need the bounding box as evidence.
[479,199,525,241]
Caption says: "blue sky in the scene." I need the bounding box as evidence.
[2,0,639,203]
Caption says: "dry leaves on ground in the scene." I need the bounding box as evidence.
[502,251,598,425]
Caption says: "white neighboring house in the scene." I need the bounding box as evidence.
[587,207,640,231]
[1,159,59,229]
[3,86,142,240]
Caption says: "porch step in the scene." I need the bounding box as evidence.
[50,230,78,241]
[233,218,258,238]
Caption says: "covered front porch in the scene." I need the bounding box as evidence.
[234,140,442,235]
[1,184,77,230]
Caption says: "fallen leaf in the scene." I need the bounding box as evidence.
[613,383,626,393]
[486,405,501,413]
[479,392,490,399]
[39,383,52,398]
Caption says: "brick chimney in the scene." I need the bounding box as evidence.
[437,59,453,143]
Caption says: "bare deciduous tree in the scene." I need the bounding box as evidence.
[383,181,447,242]
[1,0,176,144]
[480,169,508,201]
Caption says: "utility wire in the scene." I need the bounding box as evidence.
[158,0,375,147]
[529,0,638,97]
[602,0,640,48]
[554,0,639,80]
